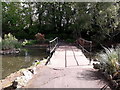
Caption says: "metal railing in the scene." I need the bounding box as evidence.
[45,37,58,65]
[77,38,92,63]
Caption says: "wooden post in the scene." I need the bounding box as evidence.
[89,41,92,64]
[57,37,58,47]
[49,41,51,55]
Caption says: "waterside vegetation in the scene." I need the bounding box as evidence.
[94,46,120,89]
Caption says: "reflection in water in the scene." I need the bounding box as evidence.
[1,48,48,79]
[25,51,30,62]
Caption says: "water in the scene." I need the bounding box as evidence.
[1,47,48,79]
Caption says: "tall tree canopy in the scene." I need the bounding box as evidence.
[2,2,120,44]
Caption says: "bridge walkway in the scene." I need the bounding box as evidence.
[24,45,110,88]
[47,45,90,68]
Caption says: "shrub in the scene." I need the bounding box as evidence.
[22,39,49,46]
[1,33,21,50]
[44,39,49,44]
[98,46,120,75]
[35,33,45,43]
[66,39,75,43]
[22,39,38,46]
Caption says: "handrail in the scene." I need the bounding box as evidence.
[76,37,92,63]
[49,37,58,43]
[79,38,92,43]
[49,37,58,53]
[45,37,58,65]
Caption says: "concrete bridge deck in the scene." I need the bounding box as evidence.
[24,45,110,89]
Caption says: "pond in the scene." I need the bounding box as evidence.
[1,47,48,79]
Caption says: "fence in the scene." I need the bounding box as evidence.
[45,37,58,65]
[49,37,58,54]
[76,38,92,63]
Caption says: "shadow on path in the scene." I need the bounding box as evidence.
[77,69,111,89]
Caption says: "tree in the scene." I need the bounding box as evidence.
[2,2,120,45]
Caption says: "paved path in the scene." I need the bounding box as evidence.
[24,45,110,88]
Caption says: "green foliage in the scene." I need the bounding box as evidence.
[1,33,21,50]
[2,2,120,45]
[98,47,120,75]
[66,39,75,43]
[22,39,38,46]
[34,61,40,66]
[44,39,49,44]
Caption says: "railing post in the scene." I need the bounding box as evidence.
[57,37,58,47]
[83,39,84,52]
[89,41,92,64]
[49,41,51,55]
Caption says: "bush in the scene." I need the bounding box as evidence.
[44,39,49,44]
[22,39,38,46]
[98,46,120,75]
[1,33,21,50]
[22,39,50,46]
[66,39,75,43]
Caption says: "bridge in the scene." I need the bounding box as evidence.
[24,37,110,88]
[47,45,90,68]
[45,37,92,67]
